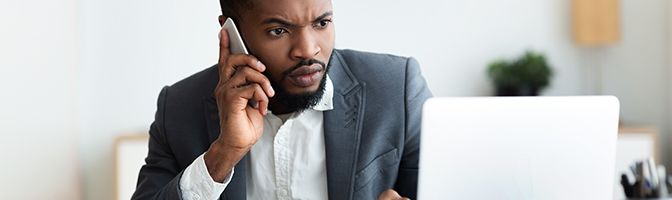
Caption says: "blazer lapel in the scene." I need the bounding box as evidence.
[203,97,249,200]
[323,50,365,200]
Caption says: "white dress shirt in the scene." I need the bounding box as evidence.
[180,76,334,200]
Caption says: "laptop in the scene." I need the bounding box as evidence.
[418,96,620,199]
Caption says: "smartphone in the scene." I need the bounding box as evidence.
[223,18,264,109]
[222,18,249,55]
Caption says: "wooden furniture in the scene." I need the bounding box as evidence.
[572,0,620,46]
[114,134,149,200]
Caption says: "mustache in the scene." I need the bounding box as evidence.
[282,59,327,78]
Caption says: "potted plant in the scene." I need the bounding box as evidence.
[487,51,553,96]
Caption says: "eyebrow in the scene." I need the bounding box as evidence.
[261,11,334,28]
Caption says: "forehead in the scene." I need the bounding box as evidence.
[246,0,333,22]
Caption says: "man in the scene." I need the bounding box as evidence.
[132,0,432,199]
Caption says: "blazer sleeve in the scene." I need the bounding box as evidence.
[394,57,433,199]
[131,86,185,200]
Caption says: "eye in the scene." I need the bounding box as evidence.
[269,28,287,36]
[315,19,332,29]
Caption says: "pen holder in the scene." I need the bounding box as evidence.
[625,198,672,200]
[621,159,671,199]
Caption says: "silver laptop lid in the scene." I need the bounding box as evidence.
[418,96,620,200]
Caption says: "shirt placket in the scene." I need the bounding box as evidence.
[274,120,293,199]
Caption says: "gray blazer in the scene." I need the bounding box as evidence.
[132,49,432,200]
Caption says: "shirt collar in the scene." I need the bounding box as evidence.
[311,75,334,111]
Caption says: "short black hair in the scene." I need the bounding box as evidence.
[219,0,253,19]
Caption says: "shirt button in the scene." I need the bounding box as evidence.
[193,193,200,199]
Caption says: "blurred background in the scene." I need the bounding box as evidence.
[1,0,670,199]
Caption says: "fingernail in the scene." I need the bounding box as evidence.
[257,61,265,70]
[270,85,275,96]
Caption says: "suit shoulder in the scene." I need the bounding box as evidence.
[336,49,410,68]
[335,49,414,83]
[164,65,218,99]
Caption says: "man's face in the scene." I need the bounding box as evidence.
[236,0,335,97]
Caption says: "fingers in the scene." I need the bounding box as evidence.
[235,83,269,115]
[216,76,269,115]
[219,27,231,64]
[378,189,410,200]
[216,21,271,116]
[219,54,267,83]
[227,67,275,97]
[252,85,268,115]
[218,22,265,80]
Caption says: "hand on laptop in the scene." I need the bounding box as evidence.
[378,189,410,200]
[204,27,275,183]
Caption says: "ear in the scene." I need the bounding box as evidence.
[218,15,229,26]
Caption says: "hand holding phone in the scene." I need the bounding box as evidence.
[221,18,264,109]
[205,18,276,183]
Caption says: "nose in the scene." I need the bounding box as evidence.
[290,29,321,61]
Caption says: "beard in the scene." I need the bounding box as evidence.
[265,59,330,113]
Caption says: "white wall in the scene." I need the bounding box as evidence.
[594,0,671,166]
[669,0,672,168]
[77,0,221,199]
[333,0,589,96]
[0,0,80,199]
